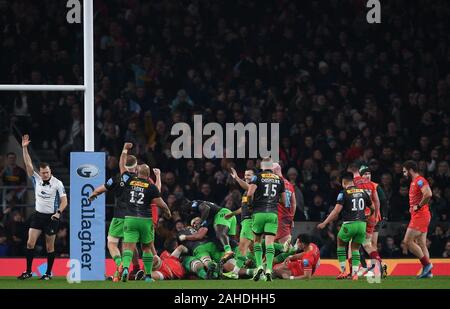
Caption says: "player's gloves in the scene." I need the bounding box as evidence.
[178,235,187,241]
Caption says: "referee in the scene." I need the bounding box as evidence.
[17,135,68,280]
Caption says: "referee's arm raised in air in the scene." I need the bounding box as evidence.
[22,134,34,177]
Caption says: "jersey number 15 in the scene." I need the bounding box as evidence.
[263,184,277,197]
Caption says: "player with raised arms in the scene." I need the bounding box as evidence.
[225,167,256,269]
[120,164,171,282]
[17,135,68,280]
[89,143,140,281]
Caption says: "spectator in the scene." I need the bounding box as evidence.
[429,225,447,257]
[1,0,450,257]
[381,236,401,258]
[0,225,8,257]
[443,240,450,258]
[308,195,328,222]
[4,210,26,256]
[430,187,449,222]
[55,223,69,257]
[389,185,410,221]
[0,152,27,206]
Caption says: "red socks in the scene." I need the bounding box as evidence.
[132,264,141,272]
[420,256,430,266]
[370,251,382,263]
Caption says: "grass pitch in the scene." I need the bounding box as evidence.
[0,276,449,289]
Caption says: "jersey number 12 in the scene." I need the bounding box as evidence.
[130,191,144,205]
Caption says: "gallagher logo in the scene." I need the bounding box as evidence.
[76,165,99,178]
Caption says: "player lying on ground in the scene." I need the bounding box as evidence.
[402,160,433,279]
[18,135,68,280]
[222,240,296,279]
[273,234,320,280]
[247,157,287,282]
[151,243,187,280]
[120,164,171,282]
[318,172,374,280]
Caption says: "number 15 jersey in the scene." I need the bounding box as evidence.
[250,171,285,214]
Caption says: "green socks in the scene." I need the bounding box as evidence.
[337,247,347,272]
[142,252,154,275]
[197,268,207,279]
[351,250,360,275]
[265,244,275,272]
[254,243,263,268]
[122,249,133,269]
[236,254,247,268]
[113,255,122,268]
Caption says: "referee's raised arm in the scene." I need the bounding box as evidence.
[22,135,35,177]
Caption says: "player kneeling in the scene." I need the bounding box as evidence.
[273,234,320,280]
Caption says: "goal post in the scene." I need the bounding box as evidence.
[0,1,105,281]
[0,0,95,151]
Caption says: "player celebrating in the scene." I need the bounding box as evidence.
[318,172,373,280]
[18,135,68,280]
[89,143,142,281]
[402,160,433,279]
[273,234,320,280]
[248,157,286,282]
[272,163,296,246]
[89,143,163,281]
[121,164,171,282]
[226,168,256,268]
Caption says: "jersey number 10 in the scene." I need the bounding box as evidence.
[351,198,365,211]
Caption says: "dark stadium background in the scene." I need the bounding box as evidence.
[0,0,449,261]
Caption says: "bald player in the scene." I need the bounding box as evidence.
[120,164,171,282]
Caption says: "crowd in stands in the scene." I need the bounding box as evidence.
[0,0,449,258]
